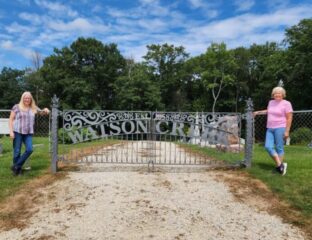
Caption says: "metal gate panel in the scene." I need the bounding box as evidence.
[57,110,243,167]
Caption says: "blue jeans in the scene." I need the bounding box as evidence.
[13,132,33,170]
[265,128,285,157]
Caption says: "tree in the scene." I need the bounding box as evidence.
[199,43,238,113]
[232,47,251,112]
[284,18,312,109]
[0,67,25,108]
[40,37,126,109]
[24,51,45,105]
[143,43,189,111]
[114,60,163,110]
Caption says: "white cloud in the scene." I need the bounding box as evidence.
[188,6,312,41]
[92,4,103,13]
[234,0,255,12]
[1,0,311,69]
[188,0,206,9]
[267,0,290,9]
[121,44,148,61]
[34,0,78,18]
[0,33,12,40]
[187,0,219,18]
[106,7,130,18]
[28,31,71,48]
[139,0,158,4]
[0,40,34,60]
[19,12,43,25]
[47,18,109,33]
[5,22,37,34]
[137,18,168,32]
[1,40,14,49]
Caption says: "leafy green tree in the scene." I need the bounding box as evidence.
[199,43,238,113]
[284,18,312,109]
[232,47,257,112]
[40,37,125,109]
[0,67,25,108]
[248,42,289,109]
[231,42,284,111]
[143,43,189,111]
[114,60,163,110]
[182,56,210,111]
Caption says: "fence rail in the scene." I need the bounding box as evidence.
[1,108,311,163]
[254,110,312,145]
[0,110,50,154]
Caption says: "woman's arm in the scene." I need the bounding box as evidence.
[253,109,268,116]
[284,112,293,139]
[9,111,15,139]
[37,107,50,115]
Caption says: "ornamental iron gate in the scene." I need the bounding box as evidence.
[50,96,254,172]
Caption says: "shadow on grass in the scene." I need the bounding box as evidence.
[254,162,274,171]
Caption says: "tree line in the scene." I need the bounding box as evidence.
[0,18,311,112]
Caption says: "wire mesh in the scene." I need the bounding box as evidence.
[254,110,312,145]
[0,110,50,154]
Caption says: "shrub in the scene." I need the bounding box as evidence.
[290,127,312,144]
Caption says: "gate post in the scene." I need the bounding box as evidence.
[243,98,254,168]
[51,95,59,173]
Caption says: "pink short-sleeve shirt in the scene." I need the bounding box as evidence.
[266,99,293,129]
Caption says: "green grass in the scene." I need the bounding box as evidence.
[249,144,312,219]
[0,137,51,201]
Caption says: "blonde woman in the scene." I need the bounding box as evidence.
[254,87,293,175]
[9,92,50,176]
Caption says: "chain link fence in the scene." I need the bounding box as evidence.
[1,108,311,160]
[0,110,50,154]
[254,110,312,145]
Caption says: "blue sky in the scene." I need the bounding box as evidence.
[0,0,311,70]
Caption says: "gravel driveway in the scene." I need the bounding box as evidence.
[0,169,306,240]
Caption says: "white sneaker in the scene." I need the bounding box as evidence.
[23,166,31,170]
[281,163,287,176]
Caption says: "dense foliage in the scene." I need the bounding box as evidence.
[1,19,311,112]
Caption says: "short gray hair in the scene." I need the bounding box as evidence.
[271,86,286,98]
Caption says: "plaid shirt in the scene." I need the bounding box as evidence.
[12,104,36,134]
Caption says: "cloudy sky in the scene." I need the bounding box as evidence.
[0,0,311,70]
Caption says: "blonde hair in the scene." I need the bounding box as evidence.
[271,87,286,98]
[18,91,38,113]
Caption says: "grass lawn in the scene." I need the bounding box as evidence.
[249,144,312,220]
[0,137,52,201]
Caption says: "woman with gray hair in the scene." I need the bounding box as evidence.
[254,87,293,175]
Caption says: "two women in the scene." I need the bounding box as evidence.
[254,87,293,175]
[9,92,50,176]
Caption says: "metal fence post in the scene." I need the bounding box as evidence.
[51,95,59,173]
[243,98,254,168]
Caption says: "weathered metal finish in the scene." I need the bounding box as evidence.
[51,95,59,173]
[61,110,241,144]
[57,110,242,168]
[243,98,254,168]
